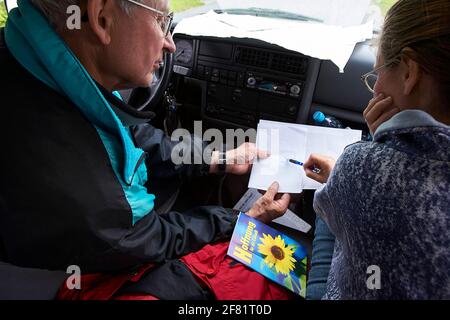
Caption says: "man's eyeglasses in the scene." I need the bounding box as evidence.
[361,57,400,93]
[125,0,174,38]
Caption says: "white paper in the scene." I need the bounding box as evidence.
[233,188,312,233]
[250,119,362,190]
[273,211,312,234]
[173,10,373,72]
[248,123,307,193]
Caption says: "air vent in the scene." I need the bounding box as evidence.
[235,47,270,69]
[271,53,306,74]
[235,46,307,75]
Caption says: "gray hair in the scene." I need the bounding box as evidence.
[31,0,155,28]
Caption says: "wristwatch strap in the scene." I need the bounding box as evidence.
[217,145,227,173]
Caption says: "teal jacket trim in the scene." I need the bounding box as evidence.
[4,0,155,224]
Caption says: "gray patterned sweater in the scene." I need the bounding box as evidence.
[313,110,450,299]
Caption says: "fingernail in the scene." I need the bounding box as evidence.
[378,93,384,98]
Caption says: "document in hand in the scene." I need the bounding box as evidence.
[234,188,312,233]
[248,119,362,193]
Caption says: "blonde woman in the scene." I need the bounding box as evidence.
[306,0,450,299]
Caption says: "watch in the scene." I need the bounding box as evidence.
[215,144,228,174]
[217,151,227,173]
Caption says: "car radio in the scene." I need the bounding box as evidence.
[245,72,303,98]
[173,37,310,127]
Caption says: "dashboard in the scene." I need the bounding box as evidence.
[171,33,376,133]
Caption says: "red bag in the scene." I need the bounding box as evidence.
[181,242,294,300]
[58,241,294,300]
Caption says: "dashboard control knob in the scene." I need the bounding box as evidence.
[247,77,256,86]
[288,105,298,115]
[290,85,301,95]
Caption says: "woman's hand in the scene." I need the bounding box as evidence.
[363,93,400,135]
[246,182,290,224]
[303,154,336,184]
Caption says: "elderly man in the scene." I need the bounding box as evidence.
[0,0,291,299]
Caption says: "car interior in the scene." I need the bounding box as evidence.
[143,33,375,222]
[119,30,376,273]
[0,0,377,300]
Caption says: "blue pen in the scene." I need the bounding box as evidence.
[288,159,304,166]
[288,159,321,174]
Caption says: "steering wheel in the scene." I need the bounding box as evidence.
[128,52,174,112]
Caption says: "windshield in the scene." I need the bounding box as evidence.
[2,0,397,30]
[172,0,397,30]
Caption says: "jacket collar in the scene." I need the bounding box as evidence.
[96,84,156,127]
[374,109,449,141]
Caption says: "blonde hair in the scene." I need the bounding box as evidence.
[380,0,450,104]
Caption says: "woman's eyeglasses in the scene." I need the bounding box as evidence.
[361,57,400,93]
[125,0,174,38]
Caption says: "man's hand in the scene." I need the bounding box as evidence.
[363,93,400,135]
[303,154,336,184]
[210,142,269,175]
[246,182,290,224]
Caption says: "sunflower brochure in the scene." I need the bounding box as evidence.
[227,213,308,297]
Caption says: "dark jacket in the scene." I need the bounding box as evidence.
[0,29,237,279]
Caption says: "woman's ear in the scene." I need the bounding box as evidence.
[86,0,115,45]
[401,47,421,96]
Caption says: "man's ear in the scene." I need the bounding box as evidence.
[86,0,115,45]
[400,47,421,96]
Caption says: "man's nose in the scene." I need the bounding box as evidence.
[163,33,176,53]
